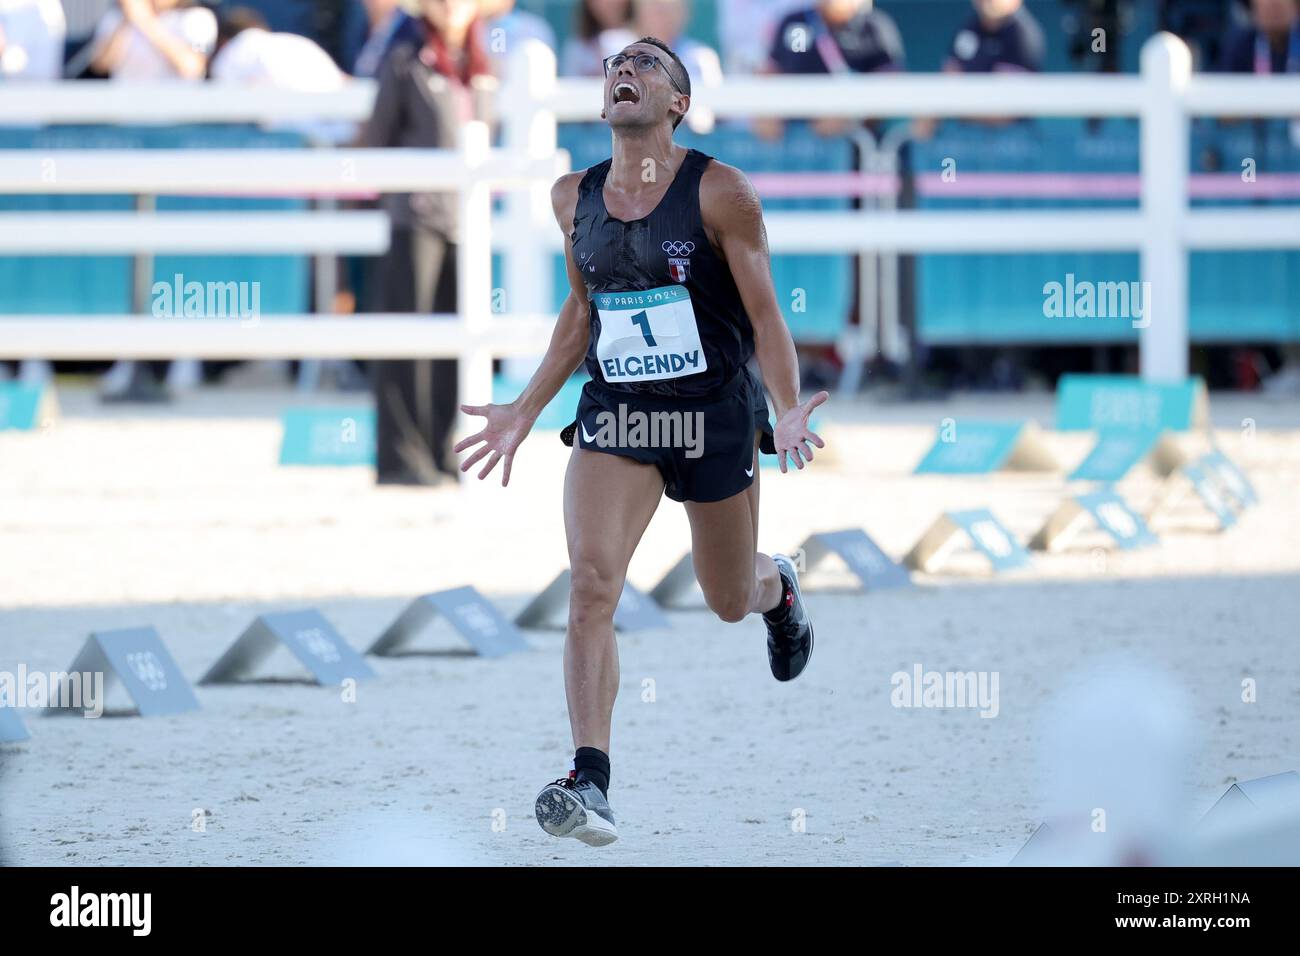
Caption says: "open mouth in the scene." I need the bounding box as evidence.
[612,81,641,105]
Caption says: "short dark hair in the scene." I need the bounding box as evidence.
[635,36,690,128]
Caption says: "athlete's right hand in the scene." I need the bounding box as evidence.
[454,403,535,486]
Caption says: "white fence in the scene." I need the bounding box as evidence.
[2,34,1300,400]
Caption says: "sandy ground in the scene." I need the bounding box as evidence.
[0,383,1297,866]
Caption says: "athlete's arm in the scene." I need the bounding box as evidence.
[454,172,592,486]
[700,162,827,472]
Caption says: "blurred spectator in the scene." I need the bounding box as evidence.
[716,0,803,74]
[1062,0,1128,74]
[90,1,217,399]
[943,0,1045,73]
[1159,0,1240,71]
[633,0,717,84]
[767,0,903,75]
[208,7,361,388]
[0,0,66,79]
[560,0,634,76]
[480,0,554,74]
[1213,1,1300,149]
[361,0,492,485]
[210,8,346,89]
[756,0,903,140]
[1219,1,1300,393]
[1216,0,1299,74]
[89,0,215,80]
[209,8,353,143]
[352,0,422,79]
[913,0,1044,138]
[0,0,64,383]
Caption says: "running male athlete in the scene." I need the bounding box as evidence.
[454,36,827,846]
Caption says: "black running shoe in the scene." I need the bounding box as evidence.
[534,773,618,846]
[764,554,814,682]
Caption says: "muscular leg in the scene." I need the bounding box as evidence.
[684,439,783,623]
[563,448,664,753]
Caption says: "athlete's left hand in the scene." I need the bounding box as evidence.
[454,401,535,486]
[773,391,828,474]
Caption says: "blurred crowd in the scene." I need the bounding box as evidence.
[0,1,1295,87]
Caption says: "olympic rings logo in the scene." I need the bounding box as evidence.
[661,241,695,256]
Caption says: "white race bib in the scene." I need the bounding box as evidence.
[593,284,708,383]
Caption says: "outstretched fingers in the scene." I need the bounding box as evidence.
[477,451,502,481]
[453,430,486,454]
[802,390,829,415]
[460,443,493,473]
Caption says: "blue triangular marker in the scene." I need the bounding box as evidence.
[0,382,51,431]
[0,705,30,742]
[915,421,1026,475]
[1075,490,1158,550]
[369,586,530,658]
[947,509,1031,571]
[800,529,911,590]
[1056,374,1208,431]
[47,627,199,717]
[1201,449,1256,508]
[201,609,375,685]
[1182,464,1237,530]
[1069,429,1163,481]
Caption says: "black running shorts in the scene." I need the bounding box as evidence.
[561,368,775,503]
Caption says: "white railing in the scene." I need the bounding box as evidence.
[0,82,378,125]
[0,147,554,194]
[12,315,559,359]
[0,122,566,412]
[0,212,389,254]
[2,35,1300,390]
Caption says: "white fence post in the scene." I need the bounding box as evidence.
[1139,33,1192,383]
[458,121,495,424]
[500,41,560,382]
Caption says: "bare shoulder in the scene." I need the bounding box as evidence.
[551,170,586,234]
[699,159,763,234]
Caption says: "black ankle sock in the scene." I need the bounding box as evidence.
[573,746,610,797]
[763,573,793,622]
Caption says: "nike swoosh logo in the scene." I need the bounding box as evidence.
[745,464,754,478]
[581,422,597,443]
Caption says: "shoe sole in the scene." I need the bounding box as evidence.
[535,784,619,847]
[772,554,814,682]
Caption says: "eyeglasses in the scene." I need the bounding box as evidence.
[603,52,685,96]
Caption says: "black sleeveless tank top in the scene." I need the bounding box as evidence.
[569,148,754,399]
